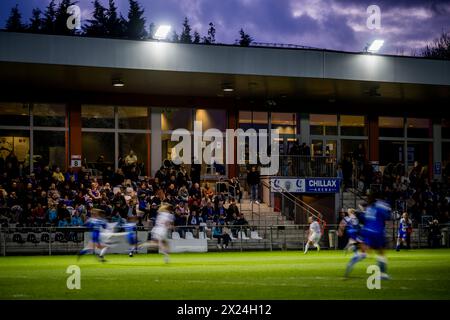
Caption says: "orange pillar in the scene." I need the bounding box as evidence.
[68,104,82,171]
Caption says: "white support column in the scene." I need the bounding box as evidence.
[433,121,442,180]
[151,108,162,176]
[299,113,309,145]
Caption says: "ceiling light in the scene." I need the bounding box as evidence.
[154,25,171,40]
[112,78,124,87]
[222,84,234,92]
[367,39,384,53]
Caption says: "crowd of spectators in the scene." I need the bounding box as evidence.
[0,154,250,243]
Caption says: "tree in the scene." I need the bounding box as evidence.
[422,31,450,60]
[6,4,25,32]
[28,8,43,33]
[193,31,200,44]
[180,17,192,43]
[148,22,155,39]
[83,0,108,36]
[42,0,57,34]
[125,0,147,39]
[171,31,179,42]
[203,22,216,44]
[54,0,78,35]
[237,28,253,47]
[106,0,126,37]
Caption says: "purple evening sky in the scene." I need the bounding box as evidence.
[1,0,450,54]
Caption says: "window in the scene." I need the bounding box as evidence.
[407,118,432,138]
[196,109,226,131]
[34,131,66,170]
[162,108,193,131]
[271,112,296,135]
[379,117,404,137]
[82,105,114,128]
[33,104,66,127]
[340,115,367,136]
[118,106,149,129]
[0,103,30,126]
[442,119,450,139]
[0,129,30,173]
[238,111,268,131]
[379,141,404,166]
[310,114,337,135]
[119,133,148,175]
[82,132,115,170]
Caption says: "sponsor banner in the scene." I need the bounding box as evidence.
[271,178,340,193]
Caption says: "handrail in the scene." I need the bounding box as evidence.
[260,180,321,220]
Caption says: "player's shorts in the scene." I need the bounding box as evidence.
[398,231,408,240]
[361,229,385,249]
[127,232,137,245]
[151,227,168,241]
[91,230,100,244]
[308,232,321,244]
[347,229,359,241]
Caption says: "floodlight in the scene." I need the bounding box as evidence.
[154,25,171,40]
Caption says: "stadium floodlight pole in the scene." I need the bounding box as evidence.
[154,25,172,40]
[367,39,384,53]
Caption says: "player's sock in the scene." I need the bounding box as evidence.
[304,243,310,254]
[376,255,388,274]
[99,247,108,258]
[345,252,367,277]
[78,248,92,256]
[314,243,320,252]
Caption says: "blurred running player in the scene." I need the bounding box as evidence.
[77,209,108,262]
[338,208,360,254]
[123,216,139,257]
[139,203,174,263]
[396,212,412,251]
[345,193,391,279]
[304,216,321,254]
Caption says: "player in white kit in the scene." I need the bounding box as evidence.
[304,216,322,254]
[139,204,174,263]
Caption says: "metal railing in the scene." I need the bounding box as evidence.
[1,223,448,256]
[276,155,337,177]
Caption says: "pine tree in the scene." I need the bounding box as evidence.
[42,0,57,34]
[28,8,43,33]
[106,0,125,37]
[54,0,77,35]
[203,22,216,44]
[193,31,200,44]
[125,0,147,39]
[6,4,25,32]
[171,31,179,42]
[180,17,192,43]
[83,0,108,36]
[237,28,253,47]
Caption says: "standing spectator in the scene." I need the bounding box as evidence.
[247,166,260,204]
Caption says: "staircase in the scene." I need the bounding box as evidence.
[238,198,294,227]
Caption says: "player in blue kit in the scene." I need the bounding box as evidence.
[123,216,139,257]
[396,212,412,251]
[344,193,391,280]
[77,209,109,262]
[338,208,360,254]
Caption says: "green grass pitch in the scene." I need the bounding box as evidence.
[0,249,449,300]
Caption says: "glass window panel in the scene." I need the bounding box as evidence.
[0,102,30,126]
[161,108,193,131]
[196,109,226,131]
[118,106,149,129]
[442,119,450,139]
[271,112,296,135]
[310,114,337,136]
[379,117,404,137]
[379,141,404,166]
[238,111,268,131]
[311,140,323,156]
[0,129,30,175]
[443,142,450,168]
[340,115,367,136]
[82,105,114,128]
[82,132,115,172]
[119,133,148,176]
[33,104,66,127]
[407,118,432,138]
[33,131,66,170]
